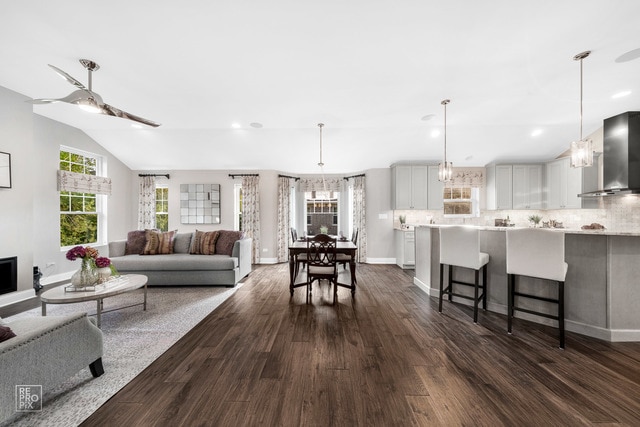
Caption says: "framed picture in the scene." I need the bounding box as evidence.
[0,152,10,189]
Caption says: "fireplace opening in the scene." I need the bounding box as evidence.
[0,256,17,295]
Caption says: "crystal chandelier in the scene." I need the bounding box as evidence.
[438,99,453,182]
[570,51,594,168]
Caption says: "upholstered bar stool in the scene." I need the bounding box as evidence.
[506,228,568,349]
[439,226,489,323]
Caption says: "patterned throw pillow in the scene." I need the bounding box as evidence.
[189,230,220,255]
[0,325,16,343]
[125,230,148,255]
[142,230,177,255]
[215,230,245,256]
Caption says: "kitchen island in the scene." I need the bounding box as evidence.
[414,224,640,342]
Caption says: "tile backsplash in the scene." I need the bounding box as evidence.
[394,195,640,232]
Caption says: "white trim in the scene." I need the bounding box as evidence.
[366,258,396,264]
[259,257,279,264]
[0,289,36,308]
[413,277,431,296]
[609,329,640,342]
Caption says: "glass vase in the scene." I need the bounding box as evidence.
[71,258,99,288]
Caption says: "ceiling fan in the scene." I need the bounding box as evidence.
[29,59,161,127]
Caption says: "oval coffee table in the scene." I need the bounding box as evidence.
[40,274,148,328]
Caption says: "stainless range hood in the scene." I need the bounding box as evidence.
[579,111,640,197]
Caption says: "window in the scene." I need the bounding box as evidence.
[155,186,169,231]
[304,191,339,235]
[443,187,480,217]
[59,147,105,247]
[234,183,243,231]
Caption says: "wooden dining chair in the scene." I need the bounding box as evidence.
[306,233,339,304]
[337,228,358,271]
[291,228,306,277]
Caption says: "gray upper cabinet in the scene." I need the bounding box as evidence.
[391,164,429,209]
[545,156,599,209]
[512,164,543,209]
[486,164,513,210]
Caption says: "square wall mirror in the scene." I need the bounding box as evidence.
[180,184,220,224]
[0,152,11,189]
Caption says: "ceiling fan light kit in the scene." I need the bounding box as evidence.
[570,50,593,168]
[438,99,453,182]
[29,59,161,127]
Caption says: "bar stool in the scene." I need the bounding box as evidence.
[439,226,489,323]
[506,228,568,349]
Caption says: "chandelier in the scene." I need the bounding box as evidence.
[570,51,594,168]
[438,99,453,182]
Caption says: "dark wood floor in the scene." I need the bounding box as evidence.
[79,263,640,426]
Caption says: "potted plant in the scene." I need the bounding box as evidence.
[399,215,407,229]
[528,214,542,228]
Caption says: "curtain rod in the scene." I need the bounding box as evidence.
[228,173,259,178]
[343,173,365,180]
[278,174,300,181]
[138,173,170,179]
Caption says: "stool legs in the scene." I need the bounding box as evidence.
[559,281,565,349]
[438,263,445,313]
[439,263,486,324]
[473,269,479,323]
[507,273,514,334]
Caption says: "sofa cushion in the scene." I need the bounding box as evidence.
[142,230,177,255]
[112,254,238,271]
[173,232,192,254]
[190,230,220,255]
[0,326,15,343]
[216,230,245,256]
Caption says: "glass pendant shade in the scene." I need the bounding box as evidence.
[438,161,453,182]
[570,138,593,168]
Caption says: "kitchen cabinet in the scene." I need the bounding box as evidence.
[486,164,512,210]
[512,164,543,209]
[391,164,429,209]
[395,229,415,269]
[546,157,598,209]
[427,165,444,210]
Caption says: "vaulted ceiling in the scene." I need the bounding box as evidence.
[1,1,640,173]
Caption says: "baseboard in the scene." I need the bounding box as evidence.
[0,289,36,308]
[259,257,279,264]
[413,277,431,296]
[366,258,396,264]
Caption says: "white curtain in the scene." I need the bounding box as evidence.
[58,170,112,195]
[242,175,261,264]
[352,175,367,263]
[137,176,156,230]
[277,176,295,262]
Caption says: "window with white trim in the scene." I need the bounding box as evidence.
[443,187,480,217]
[59,147,106,247]
[234,183,243,231]
[155,185,169,231]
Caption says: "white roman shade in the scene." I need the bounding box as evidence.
[57,170,112,195]
[299,178,343,192]
[444,169,484,188]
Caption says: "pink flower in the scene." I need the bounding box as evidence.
[95,257,112,268]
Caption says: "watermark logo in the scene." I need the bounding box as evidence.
[16,385,42,412]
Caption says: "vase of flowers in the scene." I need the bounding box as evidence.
[95,256,117,283]
[67,246,99,288]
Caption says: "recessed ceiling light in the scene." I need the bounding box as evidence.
[612,90,631,99]
[431,130,440,138]
[249,122,263,128]
[531,129,543,137]
[421,114,435,122]
[231,122,241,129]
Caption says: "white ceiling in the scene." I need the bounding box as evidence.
[1,1,640,174]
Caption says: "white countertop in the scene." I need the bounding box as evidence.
[413,224,640,237]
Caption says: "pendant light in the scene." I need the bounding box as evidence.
[438,99,453,182]
[317,123,327,191]
[570,50,594,168]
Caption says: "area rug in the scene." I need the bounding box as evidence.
[1,284,241,427]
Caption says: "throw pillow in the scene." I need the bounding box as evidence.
[125,230,155,255]
[142,230,177,255]
[189,230,220,255]
[173,232,192,254]
[0,325,16,343]
[215,230,245,256]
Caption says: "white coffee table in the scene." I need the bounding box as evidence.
[40,274,148,328]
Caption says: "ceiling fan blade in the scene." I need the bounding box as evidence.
[102,103,161,127]
[48,64,87,90]
[27,90,95,105]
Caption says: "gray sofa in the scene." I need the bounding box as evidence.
[108,232,252,286]
[0,313,103,424]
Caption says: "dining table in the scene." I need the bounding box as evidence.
[288,238,358,296]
